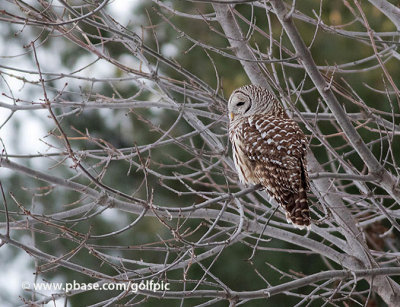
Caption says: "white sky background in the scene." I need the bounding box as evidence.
[0,1,140,306]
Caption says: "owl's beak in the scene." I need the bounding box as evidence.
[229,112,235,120]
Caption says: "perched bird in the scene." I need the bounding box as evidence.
[228,85,310,229]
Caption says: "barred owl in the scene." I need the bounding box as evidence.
[228,85,310,229]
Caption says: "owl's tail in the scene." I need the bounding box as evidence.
[281,162,310,229]
[284,188,310,229]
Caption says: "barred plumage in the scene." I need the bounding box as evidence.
[228,85,310,229]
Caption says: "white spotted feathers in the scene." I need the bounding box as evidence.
[228,85,310,229]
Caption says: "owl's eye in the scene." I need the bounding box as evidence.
[236,101,245,107]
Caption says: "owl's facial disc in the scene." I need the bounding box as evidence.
[228,92,252,120]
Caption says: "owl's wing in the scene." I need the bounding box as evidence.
[240,116,308,193]
[240,116,311,227]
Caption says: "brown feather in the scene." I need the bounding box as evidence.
[229,87,311,229]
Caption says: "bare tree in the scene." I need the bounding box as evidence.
[1,0,400,306]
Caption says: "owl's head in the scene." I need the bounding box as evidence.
[228,85,278,121]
